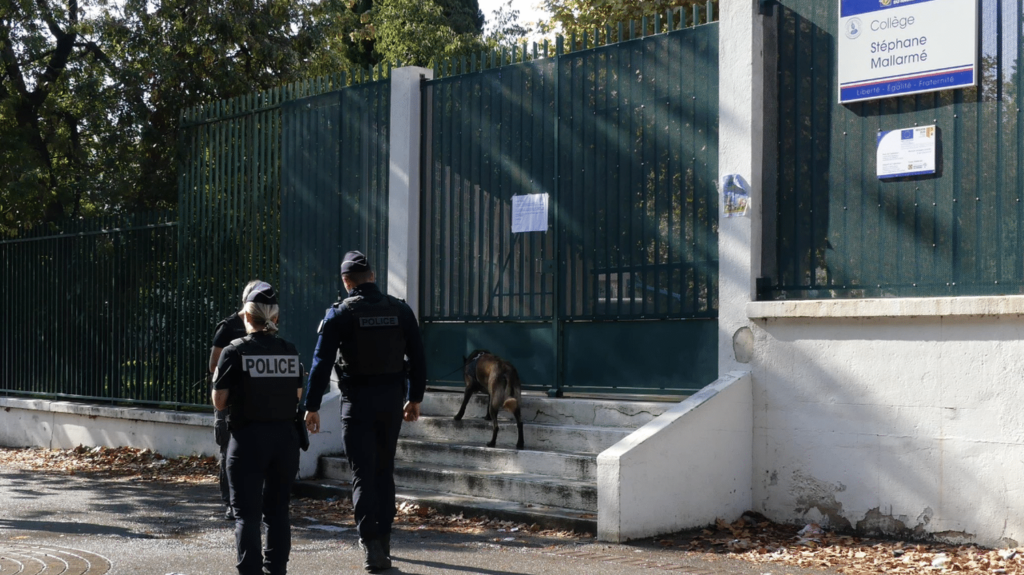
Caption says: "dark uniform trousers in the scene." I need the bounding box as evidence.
[341,378,406,543]
[227,421,300,575]
[215,409,231,505]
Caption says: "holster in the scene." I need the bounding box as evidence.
[214,409,229,448]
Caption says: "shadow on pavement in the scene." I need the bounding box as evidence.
[0,518,147,538]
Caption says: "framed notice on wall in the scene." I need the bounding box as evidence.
[838,0,978,104]
[877,125,937,178]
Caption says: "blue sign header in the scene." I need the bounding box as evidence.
[841,0,935,18]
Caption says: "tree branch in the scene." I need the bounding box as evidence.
[0,20,30,99]
[75,40,114,69]
[29,0,78,108]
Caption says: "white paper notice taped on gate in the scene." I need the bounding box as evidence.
[511,193,549,233]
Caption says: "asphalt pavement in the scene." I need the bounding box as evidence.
[0,467,840,575]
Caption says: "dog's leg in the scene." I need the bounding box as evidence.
[454,386,474,421]
[487,401,499,448]
[513,406,524,450]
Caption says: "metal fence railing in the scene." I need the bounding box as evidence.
[281,79,392,368]
[766,0,1024,300]
[0,212,187,405]
[1,68,393,407]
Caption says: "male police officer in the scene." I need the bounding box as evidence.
[304,251,427,573]
[213,282,303,575]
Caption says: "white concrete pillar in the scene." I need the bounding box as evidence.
[387,66,433,317]
[718,1,766,375]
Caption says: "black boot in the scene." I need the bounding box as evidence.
[382,532,391,559]
[359,538,391,572]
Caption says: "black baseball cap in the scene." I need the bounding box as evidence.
[341,251,371,275]
[245,281,278,305]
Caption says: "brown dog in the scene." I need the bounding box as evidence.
[453,350,524,450]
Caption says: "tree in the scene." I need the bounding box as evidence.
[0,0,492,236]
[0,0,358,236]
[480,0,532,51]
[538,0,718,43]
[371,0,481,67]
[345,0,483,68]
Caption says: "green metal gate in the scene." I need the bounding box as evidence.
[420,13,720,395]
[281,79,391,366]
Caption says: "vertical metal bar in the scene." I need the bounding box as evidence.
[1017,0,1024,288]
[550,36,563,396]
[481,70,494,318]
[514,62,527,318]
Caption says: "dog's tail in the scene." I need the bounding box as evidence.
[500,373,518,412]
[502,396,518,412]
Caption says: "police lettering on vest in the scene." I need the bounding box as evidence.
[243,356,300,377]
[228,336,302,428]
[338,296,407,376]
[359,316,399,328]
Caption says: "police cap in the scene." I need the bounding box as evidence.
[245,281,278,305]
[341,251,371,275]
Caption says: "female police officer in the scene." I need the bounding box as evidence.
[212,281,303,575]
[210,279,264,520]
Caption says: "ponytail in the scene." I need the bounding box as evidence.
[243,301,280,334]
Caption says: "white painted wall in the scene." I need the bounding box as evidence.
[710,0,1024,549]
[298,375,344,478]
[746,298,1024,548]
[717,0,764,375]
[0,397,217,457]
[0,386,342,479]
[597,372,753,542]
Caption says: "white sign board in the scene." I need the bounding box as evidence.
[838,0,977,104]
[511,193,549,233]
[876,125,937,178]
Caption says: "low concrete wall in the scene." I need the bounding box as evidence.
[597,372,753,542]
[297,383,344,479]
[747,298,1024,548]
[0,397,217,457]
[0,377,344,479]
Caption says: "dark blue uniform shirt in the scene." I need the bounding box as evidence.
[303,282,427,412]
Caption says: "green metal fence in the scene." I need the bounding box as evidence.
[0,70,392,407]
[0,213,185,405]
[421,8,719,395]
[281,78,391,367]
[177,71,391,399]
[765,0,1024,300]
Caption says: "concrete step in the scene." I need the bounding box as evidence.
[301,394,679,533]
[320,455,597,512]
[293,478,597,535]
[393,438,596,482]
[421,389,676,429]
[401,415,631,455]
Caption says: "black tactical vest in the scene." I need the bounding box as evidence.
[229,335,301,426]
[337,295,406,376]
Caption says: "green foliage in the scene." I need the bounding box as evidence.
[372,0,482,67]
[538,0,718,43]
[480,0,533,51]
[0,0,489,237]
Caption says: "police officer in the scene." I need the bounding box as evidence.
[304,251,427,573]
[212,282,303,575]
[209,279,264,520]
